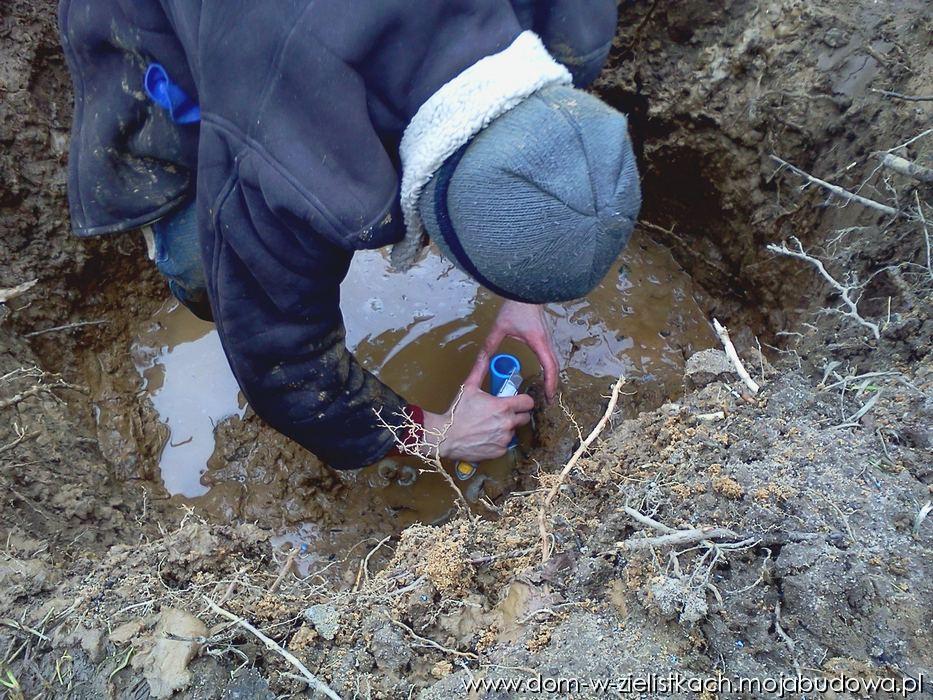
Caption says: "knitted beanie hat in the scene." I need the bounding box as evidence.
[418,84,641,303]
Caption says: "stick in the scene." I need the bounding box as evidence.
[24,320,107,338]
[771,155,901,218]
[774,601,802,674]
[269,550,299,593]
[917,191,933,281]
[353,535,392,592]
[538,374,625,561]
[203,597,342,700]
[618,526,741,551]
[385,615,477,660]
[0,279,37,304]
[712,319,760,395]
[0,381,90,410]
[767,238,881,340]
[0,430,40,456]
[875,153,933,185]
[621,506,675,533]
[870,89,933,102]
[374,392,473,520]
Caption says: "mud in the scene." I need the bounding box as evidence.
[1,0,931,698]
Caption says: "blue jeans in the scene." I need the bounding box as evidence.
[148,202,212,320]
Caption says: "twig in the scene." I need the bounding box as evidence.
[885,128,933,154]
[0,428,40,456]
[767,238,880,340]
[0,279,38,304]
[385,575,426,598]
[914,501,931,535]
[870,89,933,102]
[712,319,760,395]
[771,155,901,218]
[469,547,536,565]
[0,379,90,411]
[269,550,299,594]
[538,374,625,561]
[374,392,473,519]
[385,615,477,661]
[618,526,741,551]
[875,153,933,185]
[916,192,933,281]
[354,535,392,592]
[0,618,50,641]
[621,506,675,533]
[203,597,342,700]
[774,601,802,674]
[24,320,107,338]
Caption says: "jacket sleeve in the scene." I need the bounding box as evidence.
[510,0,619,86]
[203,149,410,470]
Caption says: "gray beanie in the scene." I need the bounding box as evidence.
[419,85,641,303]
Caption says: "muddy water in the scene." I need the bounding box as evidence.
[132,309,247,497]
[131,232,715,542]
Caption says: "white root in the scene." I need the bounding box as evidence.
[771,155,901,218]
[539,374,626,561]
[767,237,881,340]
[618,526,742,551]
[916,191,932,281]
[0,279,38,304]
[204,597,343,700]
[915,501,932,535]
[712,319,760,395]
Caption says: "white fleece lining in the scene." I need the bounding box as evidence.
[392,30,572,270]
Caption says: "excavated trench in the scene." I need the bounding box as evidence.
[4,0,932,695]
[11,49,789,565]
[10,0,923,577]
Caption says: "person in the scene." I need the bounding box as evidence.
[58,0,641,470]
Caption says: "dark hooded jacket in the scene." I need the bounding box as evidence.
[58,0,618,469]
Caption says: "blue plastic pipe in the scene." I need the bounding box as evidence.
[490,353,521,396]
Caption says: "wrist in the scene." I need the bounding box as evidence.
[422,410,451,458]
[388,404,425,456]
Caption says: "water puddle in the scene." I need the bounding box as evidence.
[131,307,246,497]
[130,232,715,532]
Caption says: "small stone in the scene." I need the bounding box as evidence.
[304,603,340,640]
[822,28,849,48]
[684,349,736,390]
[133,608,207,699]
[109,618,145,645]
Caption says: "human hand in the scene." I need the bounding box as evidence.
[465,300,559,401]
[422,385,533,462]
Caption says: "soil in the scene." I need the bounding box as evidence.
[1,0,931,698]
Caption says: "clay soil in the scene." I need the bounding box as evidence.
[1,1,931,698]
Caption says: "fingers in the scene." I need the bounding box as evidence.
[463,349,489,388]
[510,411,532,428]
[528,333,560,401]
[503,393,534,413]
[464,327,506,388]
[482,324,506,357]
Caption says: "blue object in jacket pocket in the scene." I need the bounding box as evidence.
[144,63,201,124]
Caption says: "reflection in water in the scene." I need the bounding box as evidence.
[133,233,715,528]
[132,307,246,497]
